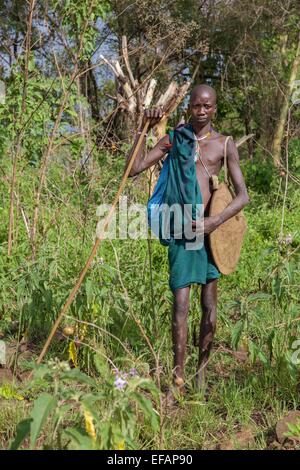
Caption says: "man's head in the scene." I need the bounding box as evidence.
[189,84,217,126]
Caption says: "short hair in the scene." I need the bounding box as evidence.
[190,84,217,104]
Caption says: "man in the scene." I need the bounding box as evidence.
[126,84,249,396]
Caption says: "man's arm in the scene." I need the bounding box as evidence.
[127,133,171,177]
[205,138,250,233]
[125,108,171,177]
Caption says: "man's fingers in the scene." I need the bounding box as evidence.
[143,107,164,126]
[145,107,164,116]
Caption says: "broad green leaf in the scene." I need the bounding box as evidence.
[10,419,32,450]
[63,427,94,450]
[131,392,159,431]
[60,368,96,386]
[272,277,282,300]
[93,353,109,377]
[231,319,244,350]
[130,378,160,401]
[30,393,58,449]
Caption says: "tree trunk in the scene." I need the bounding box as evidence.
[271,30,300,167]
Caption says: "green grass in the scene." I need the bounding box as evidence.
[0,150,299,450]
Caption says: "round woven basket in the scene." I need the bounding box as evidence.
[209,182,247,275]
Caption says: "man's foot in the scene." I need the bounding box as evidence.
[173,375,187,395]
[163,376,187,407]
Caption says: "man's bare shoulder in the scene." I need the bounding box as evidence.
[209,130,236,156]
[210,130,233,143]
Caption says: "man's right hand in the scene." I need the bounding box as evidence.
[143,107,164,129]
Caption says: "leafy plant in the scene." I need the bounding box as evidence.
[229,291,272,351]
[10,359,159,450]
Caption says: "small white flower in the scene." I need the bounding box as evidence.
[114,377,127,390]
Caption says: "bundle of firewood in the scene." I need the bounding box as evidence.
[101,35,199,145]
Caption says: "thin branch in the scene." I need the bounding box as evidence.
[121,35,137,89]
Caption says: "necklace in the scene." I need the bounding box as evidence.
[193,129,219,190]
[194,131,219,190]
[193,129,212,163]
[194,130,212,141]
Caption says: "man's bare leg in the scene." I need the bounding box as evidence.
[171,286,190,394]
[195,279,218,391]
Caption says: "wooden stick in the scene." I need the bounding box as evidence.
[121,35,136,90]
[36,120,150,365]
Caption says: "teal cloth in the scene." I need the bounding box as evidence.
[162,123,220,291]
[168,235,221,291]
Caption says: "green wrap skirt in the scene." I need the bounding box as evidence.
[168,234,221,292]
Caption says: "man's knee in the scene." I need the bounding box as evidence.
[173,299,189,319]
[201,298,216,318]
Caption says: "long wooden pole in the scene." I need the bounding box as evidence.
[36,120,150,364]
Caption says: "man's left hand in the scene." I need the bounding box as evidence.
[204,216,221,234]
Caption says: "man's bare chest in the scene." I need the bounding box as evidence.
[195,138,225,175]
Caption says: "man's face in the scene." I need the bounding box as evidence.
[189,91,216,126]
